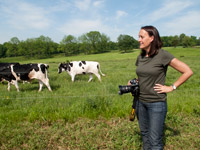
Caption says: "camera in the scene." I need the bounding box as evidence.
[118,78,139,96]
[118,78,139,121]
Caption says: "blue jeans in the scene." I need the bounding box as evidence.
[136,100,167,150]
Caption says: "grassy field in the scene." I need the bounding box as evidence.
[0,47,199,149]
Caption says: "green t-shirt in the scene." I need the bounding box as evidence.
[136,49,174,102]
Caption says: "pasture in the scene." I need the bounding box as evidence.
[0,47,199,149]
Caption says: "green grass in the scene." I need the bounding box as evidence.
[0,47,199,149]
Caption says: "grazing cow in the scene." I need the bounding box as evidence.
[58,61,105,82]
[0,63,52,92]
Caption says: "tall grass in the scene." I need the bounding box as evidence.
[0,47,199,149]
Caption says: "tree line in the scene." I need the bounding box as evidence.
[0,31,199,59]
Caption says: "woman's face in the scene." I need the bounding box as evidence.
[138,29,154,51]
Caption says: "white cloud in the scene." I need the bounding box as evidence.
[0,1,50,30]
[163,11,200,36]
[58,19,106,35]
[147,0,192,23]
[57,18,126,41]
[93,0,104,7]
[74,0,91,11]
[49,0,71,12]
[115,10,128,20]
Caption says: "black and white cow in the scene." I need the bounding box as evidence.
[58,61,105,82]
[0,63,52,92]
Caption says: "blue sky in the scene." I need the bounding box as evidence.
[0,0,200,44]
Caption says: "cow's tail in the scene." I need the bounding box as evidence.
[97,64,105,76]
[44,64,49,79]
[10,64,20,80]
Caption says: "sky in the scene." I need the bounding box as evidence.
[0,0,200,44]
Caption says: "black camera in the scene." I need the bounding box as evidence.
[118,78,139,96]
[118,78,139,121]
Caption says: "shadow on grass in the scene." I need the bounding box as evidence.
[163,124,180,146]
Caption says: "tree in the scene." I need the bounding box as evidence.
[86,31,101,53]
[78,31,110,54]
[78,34,92,54]
[59,35,78,56]
[16,36,58,58]
[161,36,173,47]
[190,36,197,46]
[97,33,110,53]
[117,34,138,52]
[182,36,194,47]
[0,44,7,57]
[171,35,179,47]
[179,33,186,46]
[107,41,118,50]
[197,37,200,46]
[5,37,20,57]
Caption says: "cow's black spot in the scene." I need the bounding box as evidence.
[82,72,86,74]
[31,64,39,72]
[69,63,73,67]
[40,64,46,74]
[82,67,84,69]
[79,62,82,67]
[81,61,86,65]
[67,66,71,72]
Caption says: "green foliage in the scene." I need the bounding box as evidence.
[1,32,199,58]
[79,31,110,54]
[117,34,139,52]
[2,36,58,59]
[59,35,79,56]
[161,33,199,47]
[182,36,195,47]
[0,44,6,57]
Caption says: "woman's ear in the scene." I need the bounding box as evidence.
[150,36,154,42]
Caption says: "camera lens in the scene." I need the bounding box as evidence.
[118,85,132,95]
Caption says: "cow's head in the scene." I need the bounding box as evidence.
[58,63,71,73]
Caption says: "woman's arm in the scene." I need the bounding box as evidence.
[154,58,193,93]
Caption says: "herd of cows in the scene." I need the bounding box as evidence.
[0,61,105,92]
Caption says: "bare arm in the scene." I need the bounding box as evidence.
[154,58,193,93]
[169,58,193,88]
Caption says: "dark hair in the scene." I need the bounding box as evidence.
[141,25,163,57]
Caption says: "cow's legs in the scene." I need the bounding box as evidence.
[7,82,11,91]
[44,79,52,91]
[88,74,93,82]
[71,74,75,82]
[39,79,52,92]
[38,80,44,92]
[12,80,20,92]
[94,73,101,82]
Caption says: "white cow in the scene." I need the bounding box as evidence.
[58,61,105,82]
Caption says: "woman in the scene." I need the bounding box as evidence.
[134,25,193,150]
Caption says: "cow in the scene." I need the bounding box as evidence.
[58,61,105,82]
[0,63,52,92]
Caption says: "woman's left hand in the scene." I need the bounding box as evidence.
[154,84,173,93]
